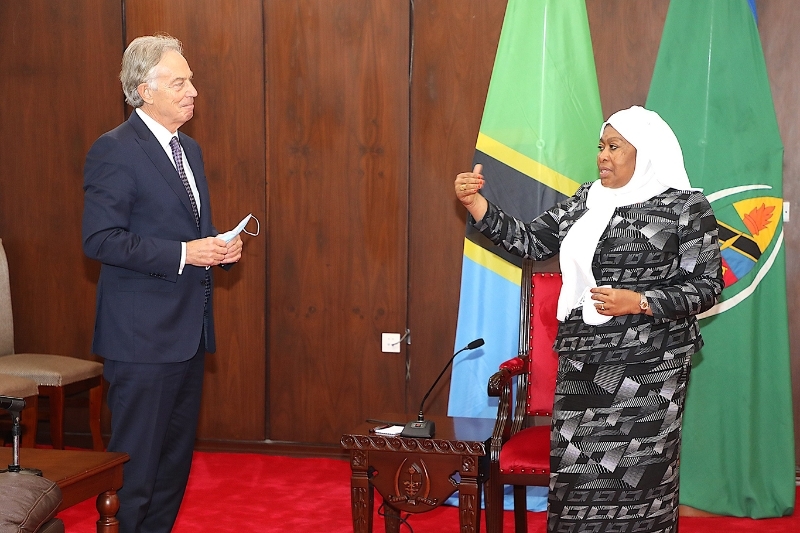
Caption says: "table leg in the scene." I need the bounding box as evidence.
[459,474,482,533]
[96,489,120,533]
[351,469,374,533]
[383,504,402,533]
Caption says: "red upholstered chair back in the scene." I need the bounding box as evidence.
[485,261,561,533]
[524,271,561,417]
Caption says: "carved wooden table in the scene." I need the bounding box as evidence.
[342,414,493,533]
[0,447,129,533]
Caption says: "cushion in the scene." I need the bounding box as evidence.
[36,520,63,533]
[498,424,551,475]
[0,472,62,533]
[0,354,102,387]
[0,374,38,398]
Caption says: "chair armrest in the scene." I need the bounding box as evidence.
[487,357,526,397]
[487,356,529,461]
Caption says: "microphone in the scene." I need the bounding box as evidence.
[0,395,26,413]
[400,338,485,438]
[0,396,41,476]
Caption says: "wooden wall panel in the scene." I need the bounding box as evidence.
[0,1,797,463]
[124,0,267,441]
[407,0,507,417]
[265,0,410,443]
[0,1,120,361]
[586,0,667,117]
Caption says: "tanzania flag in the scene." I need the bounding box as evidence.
[646,0,795,518]
[446,0,601,511]
[447,0,602,422]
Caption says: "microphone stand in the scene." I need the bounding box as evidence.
[401,339,484,438]
[0,396,43,476]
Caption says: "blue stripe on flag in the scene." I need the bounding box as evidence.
[444,485,547,512]
[448,254,521,419]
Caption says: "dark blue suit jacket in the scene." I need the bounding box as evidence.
[83,111,218,362]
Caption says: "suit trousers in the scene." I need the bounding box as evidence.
[104,341,206,533]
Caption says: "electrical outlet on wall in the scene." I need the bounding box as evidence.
[381,333,401,353]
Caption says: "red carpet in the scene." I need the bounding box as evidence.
[58,451,798,532]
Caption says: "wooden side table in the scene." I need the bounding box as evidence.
[0,447,128,533]
[342,414,493,533]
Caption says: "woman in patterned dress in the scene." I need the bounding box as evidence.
[455,106,723,533]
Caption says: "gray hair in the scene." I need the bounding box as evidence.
[120,34,183,108]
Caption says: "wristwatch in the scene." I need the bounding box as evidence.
[639,292,650,313]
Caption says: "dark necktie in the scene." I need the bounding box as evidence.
[169,136,210,308]
[169,136,200,229]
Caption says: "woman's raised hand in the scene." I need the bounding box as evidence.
[455,163,488,221]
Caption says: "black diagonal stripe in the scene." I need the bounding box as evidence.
[465,151,569,268]
[474,150,568,222]
[717,222,762,260]
[717,224,737,243]
[730,235,762,261]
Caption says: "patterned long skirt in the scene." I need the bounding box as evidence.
[548,354,692,533]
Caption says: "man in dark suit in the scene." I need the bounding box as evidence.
[82,34,242,533]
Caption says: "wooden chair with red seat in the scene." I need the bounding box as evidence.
[485,258,562,533]
[0,238,104,451]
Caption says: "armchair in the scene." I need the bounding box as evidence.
[485,260,561,533]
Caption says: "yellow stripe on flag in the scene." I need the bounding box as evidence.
[463,238,521,285]
[476,132,581,197]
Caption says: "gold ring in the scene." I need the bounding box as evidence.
[461,184,467,191]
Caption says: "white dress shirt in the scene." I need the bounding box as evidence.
[135,108,201,274]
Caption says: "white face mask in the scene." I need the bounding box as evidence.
[218,213,260,243]
[241,215,260,238]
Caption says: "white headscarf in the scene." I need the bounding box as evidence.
[557,106,695,324]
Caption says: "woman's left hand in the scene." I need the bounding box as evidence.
[590,287,648,316]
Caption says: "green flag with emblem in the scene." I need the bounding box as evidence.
[646,0,795,518]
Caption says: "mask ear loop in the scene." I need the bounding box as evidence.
[243,215,260,237]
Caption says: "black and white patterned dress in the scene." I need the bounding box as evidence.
[475,183,723,533]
